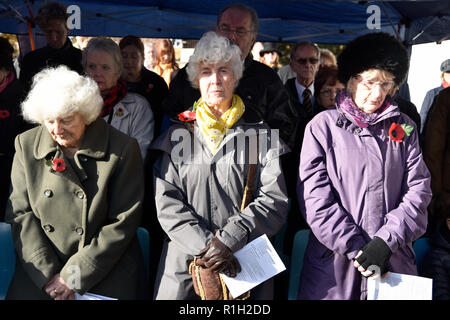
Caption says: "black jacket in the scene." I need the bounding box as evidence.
[279,78,312,254]
[0,78,32,220]
[125,67,169,136]
[283,78,312,155]
[19,38,83,93]
[161,56,295,146]
[421,223,450,300]
[420,86,443,133]
[393,95,421,133]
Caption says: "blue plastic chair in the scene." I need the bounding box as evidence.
[288,229,310,300]
[0,224,150,299]
[0,222,15,300]
[413,237,430,274]
[137,227,150,280]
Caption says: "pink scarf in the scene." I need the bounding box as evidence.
[0,71,15,93]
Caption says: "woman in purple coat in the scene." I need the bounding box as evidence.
[297,33,432,300]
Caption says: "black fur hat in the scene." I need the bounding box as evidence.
[337,32,409,86]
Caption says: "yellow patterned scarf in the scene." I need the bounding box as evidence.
[195,94,245,154]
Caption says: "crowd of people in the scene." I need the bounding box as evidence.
[0,1,448,301]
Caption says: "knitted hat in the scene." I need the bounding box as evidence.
[337,32,409,86]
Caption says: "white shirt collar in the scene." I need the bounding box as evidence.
[295,79,315,104]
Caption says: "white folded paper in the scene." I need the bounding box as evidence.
[367,272,433,300]
[75,292,117,300]
[220,234,286,298]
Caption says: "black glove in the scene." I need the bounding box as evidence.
[196,237,241,277]
[355,237,392,276]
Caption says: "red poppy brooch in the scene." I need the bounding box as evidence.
[389,122,414,142]
[0,110,10,119]
[51,158,66,172]
[146,84,154,92]
[178,111,196,122]
[115,107,124,117]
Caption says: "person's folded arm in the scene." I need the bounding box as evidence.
[60,139,144,294]
[217,146,289,252]
[374,124,432,252]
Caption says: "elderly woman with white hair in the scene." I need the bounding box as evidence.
[83,37,154,161]
[151,31,289,300]
[5,66,147,300]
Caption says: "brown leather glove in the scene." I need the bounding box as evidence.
[196,237,241,277]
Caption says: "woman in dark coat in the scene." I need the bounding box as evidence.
[5,66,147,300]
[119,35,169,136]
[0,37,30,221]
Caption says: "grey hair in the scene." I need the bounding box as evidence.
[217,3,259,33]
[186,31,243,88]
[290,41,321,61]
[82,37,123,76]
[22,65,103,125]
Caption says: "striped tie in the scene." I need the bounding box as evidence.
[303,88,312,114]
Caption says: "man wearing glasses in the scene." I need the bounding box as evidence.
[286,42,321,120]
[281,42,321,261]
[161,3,294,144]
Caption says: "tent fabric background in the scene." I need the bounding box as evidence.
[1,0,449,45]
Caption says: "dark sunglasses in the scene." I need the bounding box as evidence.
[295,57,319,65]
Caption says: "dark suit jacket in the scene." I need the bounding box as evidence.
[19,39,83,93]
[125,67,169,136]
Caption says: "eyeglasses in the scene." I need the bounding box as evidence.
[355,75,395,92]
[294,57,319,65]
[320,88,342,97]
[218,25,253,37]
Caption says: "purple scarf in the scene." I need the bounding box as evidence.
[0,71,14,93]
[336,90,393,128]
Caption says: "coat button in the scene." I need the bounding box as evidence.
[44,189,53,197]
[76,191,84,199]
[75,227,84,235]
[43,224,54,232]
[79,156,88,162]
[354,128,362,134]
